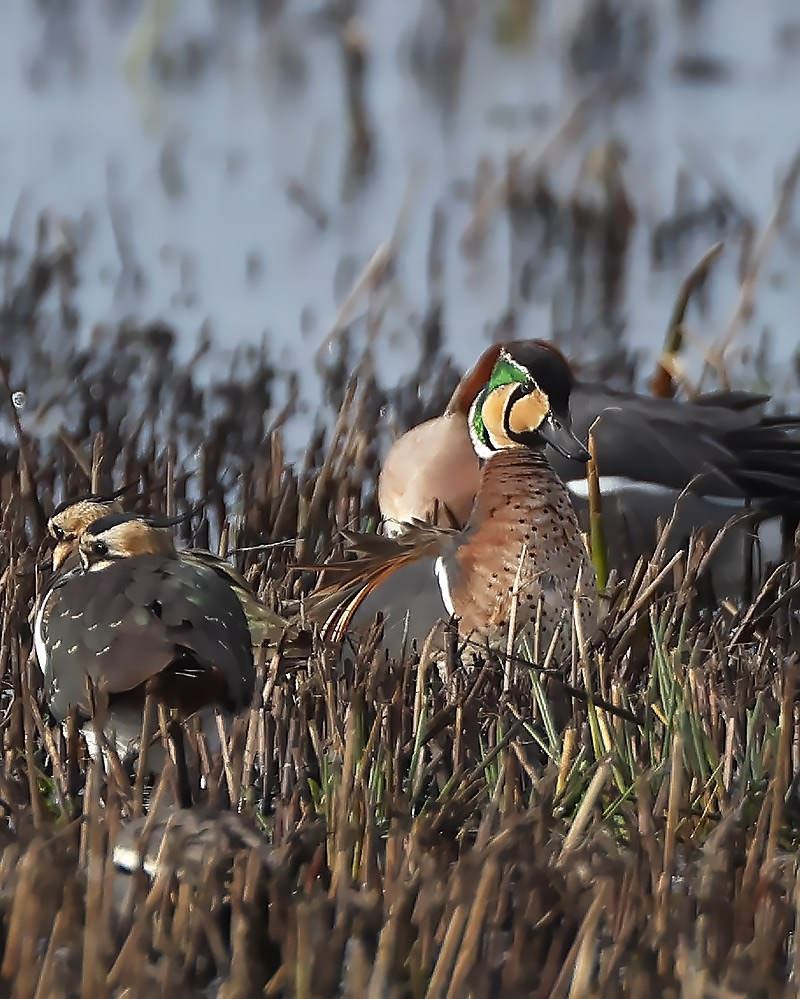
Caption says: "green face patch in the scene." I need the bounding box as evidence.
[469,353,531,453]
[470,385,490,447]
[486,355,530,391]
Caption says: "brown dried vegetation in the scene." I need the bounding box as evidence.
[0,223,800,999]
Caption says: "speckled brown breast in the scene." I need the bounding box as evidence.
[441,449,596,659]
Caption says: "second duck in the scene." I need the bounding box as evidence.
[311,341,597,662]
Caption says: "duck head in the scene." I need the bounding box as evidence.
[467,341,590,462]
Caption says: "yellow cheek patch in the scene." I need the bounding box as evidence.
[508,386,550,434]
[480,384,517,450]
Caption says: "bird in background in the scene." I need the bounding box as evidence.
[34,510,256,769]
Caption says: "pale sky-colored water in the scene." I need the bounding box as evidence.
[1,0,799,435]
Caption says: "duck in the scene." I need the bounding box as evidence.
[309,341,597,662]
[34,512,256,764]
[378,341,800,593]
[47,491,290,651]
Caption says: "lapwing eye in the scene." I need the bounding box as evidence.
[51,524,66,542]
[92,540,109,557]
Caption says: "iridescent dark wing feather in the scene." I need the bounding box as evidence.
[554,384,800,501]
[39,554,254,721]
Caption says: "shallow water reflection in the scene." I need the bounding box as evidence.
[1,0,800,450]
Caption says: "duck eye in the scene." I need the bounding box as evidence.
[92,540,109,557]
[51,524,65,542]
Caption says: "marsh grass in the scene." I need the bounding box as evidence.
[0,234,800,996]
[4,569,800,998]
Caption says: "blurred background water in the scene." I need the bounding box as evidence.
[1,0,799,447]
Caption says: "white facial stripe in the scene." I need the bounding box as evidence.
[467,396,495,461]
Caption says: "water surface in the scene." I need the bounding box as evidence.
[1,0,799,445]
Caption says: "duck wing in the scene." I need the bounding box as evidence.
[554,384,800,500]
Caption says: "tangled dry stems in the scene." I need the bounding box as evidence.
[1,233,800,996]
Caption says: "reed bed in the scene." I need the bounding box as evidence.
[0,225,799,999]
